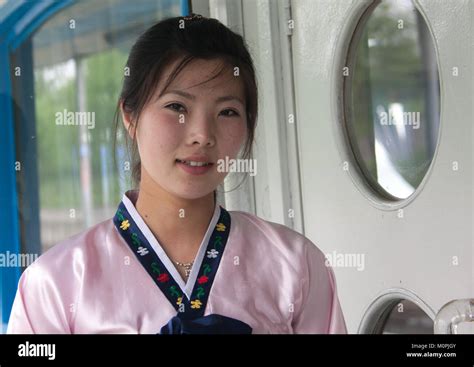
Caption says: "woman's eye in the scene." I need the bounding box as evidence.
[165,103,186,113]
[220,109,240,117]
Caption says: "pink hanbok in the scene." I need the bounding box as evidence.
[7,191,346,334]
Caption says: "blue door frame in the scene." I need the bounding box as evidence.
[0,0,189,331]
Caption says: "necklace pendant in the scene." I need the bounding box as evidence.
[176,260,194,280]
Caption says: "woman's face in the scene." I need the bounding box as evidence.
[122,58,248,200]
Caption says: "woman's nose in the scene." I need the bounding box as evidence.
[186,113,216,147]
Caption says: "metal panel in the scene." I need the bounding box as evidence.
[210,0,257,215]
[291,0,473,332]
[238,0,305,226]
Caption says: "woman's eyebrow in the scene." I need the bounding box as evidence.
[215,95,245,106]
[164,90,195,100]
[163,90,244,106]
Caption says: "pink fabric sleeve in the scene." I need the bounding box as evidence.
[6,263,71,334]
[292,242,347,334]
[325,265,348,334]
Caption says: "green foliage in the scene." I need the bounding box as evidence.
[35,48,129,208]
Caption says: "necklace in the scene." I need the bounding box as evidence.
[175,260,194,279]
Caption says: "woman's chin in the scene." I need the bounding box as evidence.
[169,186,216,201]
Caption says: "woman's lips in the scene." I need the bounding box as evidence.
[175,160,214,175]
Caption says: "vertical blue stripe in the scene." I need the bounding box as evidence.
[0,0,74,329]
[180,0,190,16]
[0,43,21,328]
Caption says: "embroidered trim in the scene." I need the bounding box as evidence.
[113,202,231,319]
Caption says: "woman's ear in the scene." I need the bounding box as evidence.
[120,100,136,139]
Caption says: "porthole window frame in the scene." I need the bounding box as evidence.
[331,0,444,211]
[358,288,436,334]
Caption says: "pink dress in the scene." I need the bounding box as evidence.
[7,190,346,334]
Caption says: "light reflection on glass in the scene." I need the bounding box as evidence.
[347,0,440,200]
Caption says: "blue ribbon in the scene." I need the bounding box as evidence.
[160,314,252,334]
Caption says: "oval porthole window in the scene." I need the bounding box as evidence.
[381,299,433,334]
[345,0,440,200]
[358,290,435,334]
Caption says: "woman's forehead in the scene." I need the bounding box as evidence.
[159,57,245,97]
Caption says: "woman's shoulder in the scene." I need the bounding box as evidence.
[27,218,117,276]
[228,209,326,264]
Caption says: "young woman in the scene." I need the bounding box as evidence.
[7,14,346,334]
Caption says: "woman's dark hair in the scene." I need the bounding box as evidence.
[114,14,259,187]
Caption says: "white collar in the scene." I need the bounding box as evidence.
[121,190,221,299]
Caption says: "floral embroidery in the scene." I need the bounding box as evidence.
[207,249,219,258]
[151,262,161,274]
[190,299,202,309]
[197,275,208,284]
[114,202,231,318]
[131,233,140,246]
[202,263,211,275]
[170,286,181,298]
[137,246,150,256]
[214,235,223,248]
[116,209,125,221]
[196,286,205,299]
[137,246,149,256]
[157,273,170,283]
[120,220,130,230]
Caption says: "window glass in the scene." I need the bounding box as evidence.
[14,0,182,253]
[381,300,433,334]
[347,0,440,199]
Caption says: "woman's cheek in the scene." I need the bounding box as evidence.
[140,113,182,151]
[219,122,247,156]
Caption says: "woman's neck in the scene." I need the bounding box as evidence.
[134,170,216,264]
